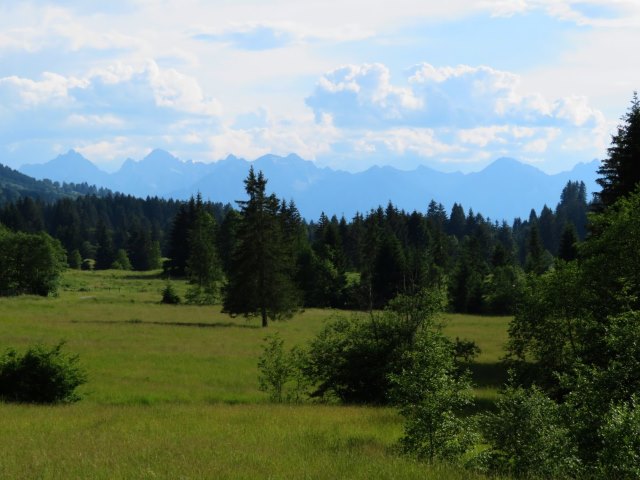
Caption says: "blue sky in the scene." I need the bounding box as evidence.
[0,0,638,173]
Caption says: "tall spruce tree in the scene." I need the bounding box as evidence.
[595,92,640,209]
[185,194,222,304]
[223,167,300,327]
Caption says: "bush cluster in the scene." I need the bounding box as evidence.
[0,342,87,404]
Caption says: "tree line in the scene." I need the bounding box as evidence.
[0,165,588,315]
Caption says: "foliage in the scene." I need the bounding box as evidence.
[595,396,640,479]
[111,248,132,270]
[0,342,87,404]
[507,261,593,392]
[257,334,309,403]
[391,330,477,463]
[0,229,67,296]
[305,288,446,404]
[595,92,640,209]
[481,265,525,315]
[453,337,481,363]
[68,248,82,269]
[477,382,579,479]
[223,167,300,327]
[185,195,222,305]
[161,282,181,304]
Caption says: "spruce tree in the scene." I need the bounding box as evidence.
[185,194,222,304]
[223,167,300,327]
[94,219,115,270]
[595,92,640,209]
[558,223,578,262]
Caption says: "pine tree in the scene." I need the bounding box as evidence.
[595,92,640,209]
[185,194,222,304]
[558,223,579,262]
[94,219,115,270]
[223,167,300,327]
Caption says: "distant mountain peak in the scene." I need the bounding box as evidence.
[142,149,180,164]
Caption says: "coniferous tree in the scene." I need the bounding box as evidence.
[165,200,195,276]
[185,195,222,304]
[223,167,300,327]
[94,219,115,270]
[558,223,579,262]
[595,92,640,209]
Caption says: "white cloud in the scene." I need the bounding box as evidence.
[307,61,605,132]
[306,63,422,127]
[0,72,85,107]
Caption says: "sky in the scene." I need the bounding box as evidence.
[0,0,638,174]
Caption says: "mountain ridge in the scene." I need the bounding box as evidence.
[18,150,600,221]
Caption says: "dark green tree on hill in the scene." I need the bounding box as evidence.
[595,92,640,209]
[223,167,300,327]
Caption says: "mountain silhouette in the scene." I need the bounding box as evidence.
[19,150,600,221]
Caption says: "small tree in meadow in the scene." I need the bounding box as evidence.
[257,334,308,403]
[391,330,477,463]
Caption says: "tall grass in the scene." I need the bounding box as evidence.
[0,269,507,479]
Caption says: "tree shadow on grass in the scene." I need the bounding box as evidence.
[70,319,260,329]
[463,362,509,414]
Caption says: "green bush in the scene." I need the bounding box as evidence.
[257,334,309,403]
[304,288,446,404]
[161,282,181,304]
[391,331,477,463]
[0,342,87,404]
[477,382,579,479]
[596,396,640,478]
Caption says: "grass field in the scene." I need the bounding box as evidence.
[0,269,510,479]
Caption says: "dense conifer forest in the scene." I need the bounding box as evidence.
[0,169,588,314]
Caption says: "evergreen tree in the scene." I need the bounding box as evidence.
[595,92,640,209]
[94,219,115,270]
[165,200,195,276]
[558,223,579,262]
[525,224,547,274]
[185,195,222,304]
[127,224,161,271]
[223,167,300,327]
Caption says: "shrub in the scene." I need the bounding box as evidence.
[304,288,446,404]
[111,249,132,270]
[596,396,640,478]
[257,334,309,403]
[477,382,579,479]
[0,342,87,404]
[161,282,181,304]
[0,230,66,296]
[391,331,477,463]
[453,337,481,363]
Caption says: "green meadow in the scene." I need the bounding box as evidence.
[0,270,509,479]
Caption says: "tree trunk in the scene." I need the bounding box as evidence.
[261,306,268,327]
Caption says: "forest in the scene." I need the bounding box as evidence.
[0,169,588,315]
[0,93,639,479]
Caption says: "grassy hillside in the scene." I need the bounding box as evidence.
[0,270,509,479]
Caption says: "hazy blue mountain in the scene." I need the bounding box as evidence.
[109,149,217,197]
[18,150,600,221]
[21,150,110,186]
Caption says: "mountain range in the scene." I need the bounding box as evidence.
[19,149,601,221]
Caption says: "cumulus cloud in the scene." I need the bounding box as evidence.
[0,60,223,167]
[307,61,605,131]
[306,63,422,127]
